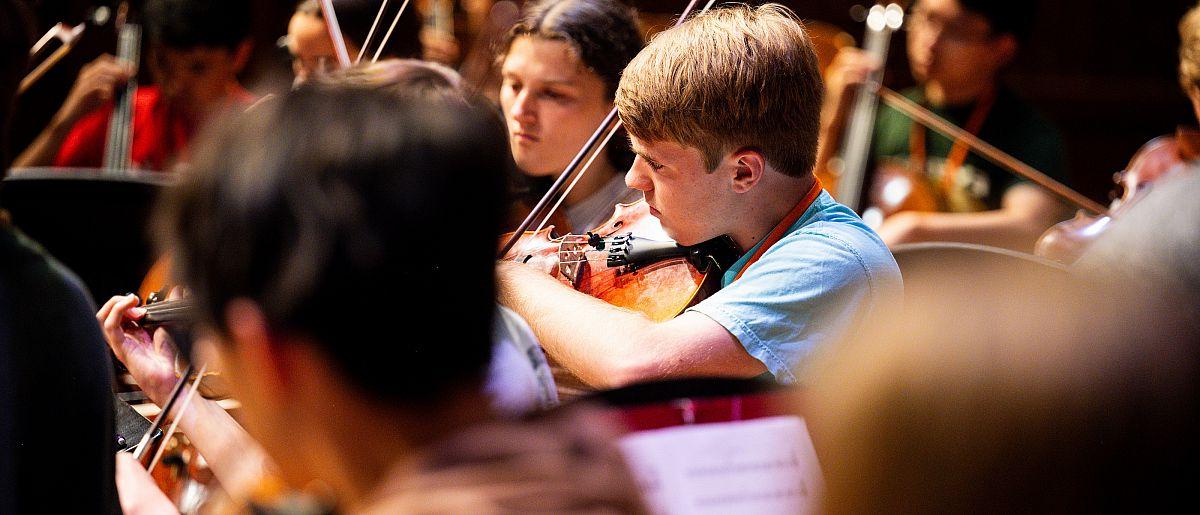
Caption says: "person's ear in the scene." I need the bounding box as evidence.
[231,40,254,74]
[992,34,1019,68]
[223,299,289,400]
[728,147,768,194]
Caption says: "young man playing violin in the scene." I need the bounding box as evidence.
[497,4,902,388]
[822,0,1069,251]
[100,86,643,512]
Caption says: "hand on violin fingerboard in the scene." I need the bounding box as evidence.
[97,294,180,406]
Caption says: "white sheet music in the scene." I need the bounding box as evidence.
[618,416,824,515]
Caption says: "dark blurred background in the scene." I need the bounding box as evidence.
[11,0,1196,204]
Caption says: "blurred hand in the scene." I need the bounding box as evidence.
[115,453,178,515]
[55,54,136,127]
[876,211,924,247]
[822,48,880,129]
[421,28,461,66]
[97,293,178,406]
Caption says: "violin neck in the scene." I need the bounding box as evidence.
[141,298,195,326]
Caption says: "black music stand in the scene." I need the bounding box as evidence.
[0,167,172,304]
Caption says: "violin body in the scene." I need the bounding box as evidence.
[1036,129,1200,264]
[500,199,738,322]
[146,431,213,511]
[502,200,738,398]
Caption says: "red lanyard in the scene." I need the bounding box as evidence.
[732,178,823,282]
[909,87,997,191]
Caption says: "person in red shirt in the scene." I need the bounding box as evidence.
[13,0,254,171]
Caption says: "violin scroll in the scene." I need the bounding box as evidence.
[1035,128,1200,264]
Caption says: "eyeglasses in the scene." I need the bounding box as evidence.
[906,10,995,44]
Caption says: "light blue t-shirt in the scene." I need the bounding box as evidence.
[687,190,902,383]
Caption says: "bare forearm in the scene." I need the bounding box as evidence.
[12,114,74,168]
[176,398,276,501]
[897,210,1051,251]
[496,263,658,388]
[883,186,1069,252]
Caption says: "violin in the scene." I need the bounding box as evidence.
[501,199,739,322]
[1035,127,1200,264]
[855,88,1109,227]
[502,198,738,399]
[121,293,215,511]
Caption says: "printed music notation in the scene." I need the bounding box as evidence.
[618,416,824,515]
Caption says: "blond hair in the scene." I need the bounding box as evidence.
[1181,3,1200,93]
[614,4,823,177]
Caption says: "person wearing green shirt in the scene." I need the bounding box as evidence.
[822,0,1069,252]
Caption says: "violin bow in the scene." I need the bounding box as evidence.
[18,7,108,95]
[371,0,415,63]
[147,363,208,474]
[354,0,417,65]
[877,87,1109,216]
[357,0,391,63]
[131,363,195,461]
[318,0,353,69]
[498,0,718,258]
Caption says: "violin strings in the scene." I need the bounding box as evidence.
[147,363,207,475]
[142,301,194,316]
[142,302,192,312]
[104,23,138,172]
[143,301,191,311]
[142,313,190,323]
[554,257,606,265]
[372,0,413,63]
[356,0,390,64]
[143,302,192,314]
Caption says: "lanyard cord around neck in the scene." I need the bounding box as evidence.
[908,86,997,192]
[732,178,823,283]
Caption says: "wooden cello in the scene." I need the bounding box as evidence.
[818,2,907,216]
[103,9,139,172]
[816,2,1106,235]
